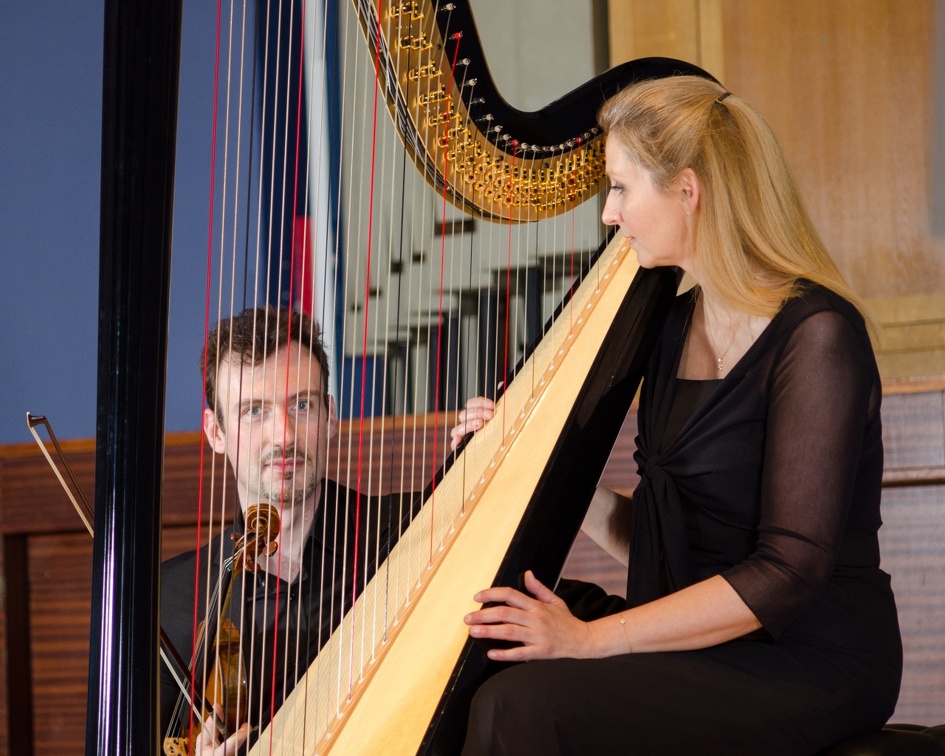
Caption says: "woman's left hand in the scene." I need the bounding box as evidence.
[464,570,594,661]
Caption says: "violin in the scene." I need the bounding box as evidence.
[25,414,276,756]
[163,503,281,755]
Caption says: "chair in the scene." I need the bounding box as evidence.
[820,724,945,755]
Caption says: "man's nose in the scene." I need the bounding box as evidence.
[269,409,297,444]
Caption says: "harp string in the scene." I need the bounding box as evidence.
[277,0,318,724]
[181,0,229,742]
[428,23,463,563]
[348,0,385,698]
[176,0,612,750]
[239,0,270,734]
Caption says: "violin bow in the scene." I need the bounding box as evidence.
[24,412,222,737]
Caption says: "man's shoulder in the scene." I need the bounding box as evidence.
[160,531,232,587]
[162,545,200,576]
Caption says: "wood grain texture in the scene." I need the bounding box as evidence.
[608,0,945,381]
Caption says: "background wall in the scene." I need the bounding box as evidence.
[1,1,219,445]
[3,2,944,447]
[608,0,945,381]
[0,0,604,446]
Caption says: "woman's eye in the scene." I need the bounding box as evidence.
[609,184,623,195]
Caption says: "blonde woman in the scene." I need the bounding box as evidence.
[455,76,901,755]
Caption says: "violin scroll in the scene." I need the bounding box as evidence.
[231,503,281,573]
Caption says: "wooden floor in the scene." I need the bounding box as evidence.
[1,382,944,753]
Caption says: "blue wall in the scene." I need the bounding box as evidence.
[1,2,221,444]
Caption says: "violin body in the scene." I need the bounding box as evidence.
[162,505,279,754]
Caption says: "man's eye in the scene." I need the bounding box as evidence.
[247,406,263,418]
[296,400,310,412]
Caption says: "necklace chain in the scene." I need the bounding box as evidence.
[702,298,740,373]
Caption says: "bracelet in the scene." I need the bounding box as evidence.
[618,614,634,654]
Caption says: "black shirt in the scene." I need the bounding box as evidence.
[160,480,418,737]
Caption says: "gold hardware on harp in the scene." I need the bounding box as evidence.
[359,0,607,220]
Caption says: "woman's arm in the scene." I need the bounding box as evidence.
[465,571,761,661]
[452,398,635,563]
[580,487,633,566]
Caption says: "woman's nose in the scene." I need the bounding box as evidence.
[601,196,620,226]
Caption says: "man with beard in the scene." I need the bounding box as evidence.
[160,307,413,754]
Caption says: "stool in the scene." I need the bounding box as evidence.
[820,724,945,755]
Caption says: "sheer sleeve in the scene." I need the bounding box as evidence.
[721,307,881,637]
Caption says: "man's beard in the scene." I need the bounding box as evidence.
[257,449,320,505]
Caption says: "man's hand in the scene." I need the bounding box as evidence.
[195,708,251,756]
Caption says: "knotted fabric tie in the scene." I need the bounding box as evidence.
[627,457,695,607]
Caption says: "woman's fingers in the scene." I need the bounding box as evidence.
[449,397,496,449]
[522,570,557,604]
[471,584,535,610]
[464,396,496,413]
[464,571,589,661]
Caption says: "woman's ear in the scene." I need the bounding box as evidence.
[678,168,701,215]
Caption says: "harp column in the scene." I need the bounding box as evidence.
[89,0,182,753]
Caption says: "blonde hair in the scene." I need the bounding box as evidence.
[598,75,867,322]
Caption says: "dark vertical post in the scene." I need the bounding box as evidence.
[88,1,182,753]
[522,266,544,353]
[478,291,499,400]
[2,536,34,754]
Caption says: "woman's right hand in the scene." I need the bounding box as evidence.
[449,396,496,450]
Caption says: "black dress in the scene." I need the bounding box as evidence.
[462,284,902,756]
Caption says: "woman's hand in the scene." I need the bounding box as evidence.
[464,570,595,661]
[195,709,251,756]
[449,396,496,450]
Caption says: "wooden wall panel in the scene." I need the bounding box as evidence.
[879,485,945,723]
[720,0,944,301]
[606,0,725,78]
[29,533,90,754]
[883,389,945,481]
[609,0,944,300]
[608,0,945,380]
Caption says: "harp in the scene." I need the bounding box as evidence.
[88,0,711,753]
